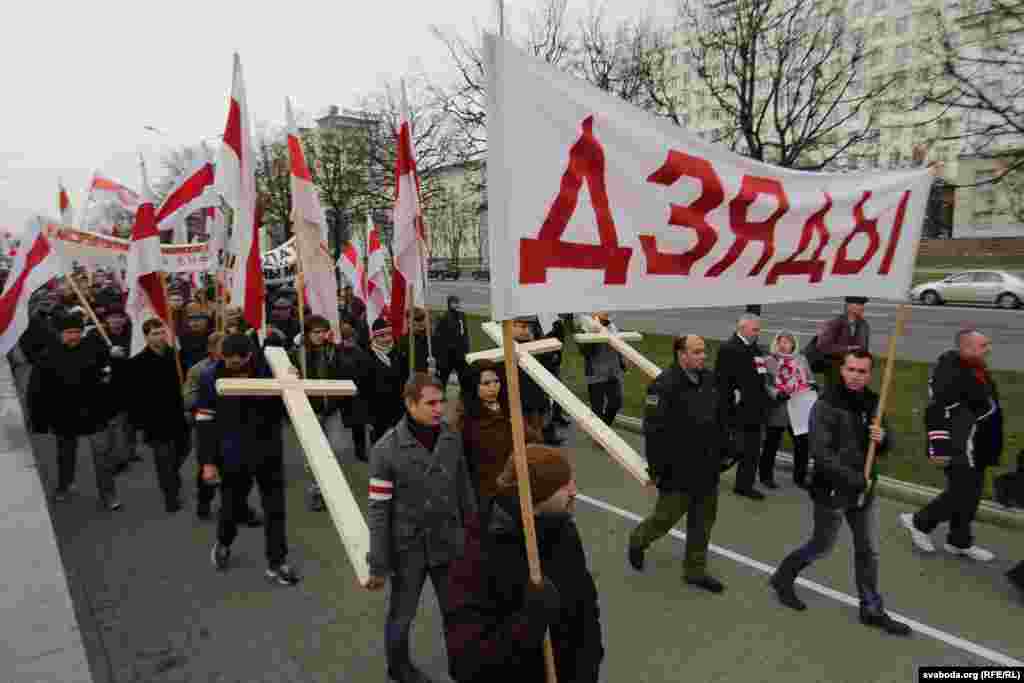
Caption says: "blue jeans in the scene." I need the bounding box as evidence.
[791,500,884,614]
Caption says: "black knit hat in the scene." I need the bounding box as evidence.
[845,296,869,305]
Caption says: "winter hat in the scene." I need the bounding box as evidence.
[496,444,573,505]
[844,296,869,305]
[55,313,85,332]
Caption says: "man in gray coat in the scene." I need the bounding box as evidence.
[365,373,478,683]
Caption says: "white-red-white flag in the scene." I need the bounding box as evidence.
[155,152,216,242]
[217,53,264,332]
[0,216,62,356]
[286,97,339,337]
[365,223,390,326]
[58,179,74,225]
[388,80,427,338]
[86,172,141,212]
[338,238,365,303]
[126,157,171,356]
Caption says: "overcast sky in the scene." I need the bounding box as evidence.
[0,0,669,234]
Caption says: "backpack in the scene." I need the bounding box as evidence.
[803,335,830,373]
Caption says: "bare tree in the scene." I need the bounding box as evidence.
[678,0,893,169]
[252,125,292,243]
[916,0,1024,219]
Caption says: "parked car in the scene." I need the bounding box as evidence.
[910,270,1024,309]
[472,268,490,281]
[427,258,461,281]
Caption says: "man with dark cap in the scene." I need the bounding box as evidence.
[443,444,604,682]
[399,307,432,374]
[367,317,410,444]
[510,315,563,446]
[268,297,299,351]
[90,304,141,472]
[817,296,871,386]
[435,296,470,390]
[178,302,213,372]
[629,334,732,593]
[29,312,121,509]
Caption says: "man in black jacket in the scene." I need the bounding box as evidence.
[770,350,910,636]
[715,314,770,499]
[899,329,1001,562]
[628,335,730,593]
[198,334,299,586]
[128,319,190,513]
[29,313,120,509]
[444,445,603,682]
[435,296,470,389]
[368,318,410,444]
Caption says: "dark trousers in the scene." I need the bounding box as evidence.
[218,456,287,567]
[351,424,368,462]
[149,435,189,510]
[437,354,468,390]
[734,426,764,492]
[780,500,884,614]
[761,427,810,485]
[56,429,117,502]
[587,378,623,426]
[629,488,719,579]
[914,465,987,549]
[385,554,450,676]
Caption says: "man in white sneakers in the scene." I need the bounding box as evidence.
[900,330,1002,562]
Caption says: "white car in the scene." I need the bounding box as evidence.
[910,270,1024,309]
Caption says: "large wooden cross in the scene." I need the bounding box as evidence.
[215,346,370,585]
[471,321,649,485]
[573,316,661,380]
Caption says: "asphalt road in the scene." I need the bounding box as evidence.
[426,279,1024,372]
[48,410,1023,683]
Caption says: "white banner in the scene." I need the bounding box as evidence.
[45,223,224,275]
[485,35,933,320]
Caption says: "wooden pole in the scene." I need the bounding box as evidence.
[858,303,909,506]
[160,273,186,386]
[501,320,557,683]
[66,275,112,347]
[296,261,308,379]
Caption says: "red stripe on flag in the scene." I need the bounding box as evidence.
[155,163,215,225]
[287,135,312,181]
[223,99,242,164]
[390,270,408,339]
[243,200,265,330]
[0,235,51,334]
[132,203,160,241]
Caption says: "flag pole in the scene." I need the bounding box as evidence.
[296,260,308,379]
[66,275,112,347]
[501,319,557,683]
[857,303,910,507]
[407,283,415,371]
[160,272,186,385]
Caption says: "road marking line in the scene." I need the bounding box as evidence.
[577,492,1024,667]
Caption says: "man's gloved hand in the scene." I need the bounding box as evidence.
[110,346,126,359]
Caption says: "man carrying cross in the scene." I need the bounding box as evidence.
[196,333,300,586]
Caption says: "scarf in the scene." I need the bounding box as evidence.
[371,339,393,367]
[774,353,811,395]
[408,416,441,452]
[962,355,991,385]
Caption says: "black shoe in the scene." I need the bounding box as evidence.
[114,461,131,475]
[244,509,264,527]
[794,479,808,489]
[266,563,301,586]
[128,453,143,463]
[760,479,779,490]
[860,610,911,636]
[166,498,182,514]
[628,545,645,572]
[197,501,212,520]
[770,574,807,611]
[734,487,766,500]
[389,664,436,683]
[685,575,725,593]
[211,542,231,571]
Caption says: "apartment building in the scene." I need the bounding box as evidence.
[671,0,1023,238]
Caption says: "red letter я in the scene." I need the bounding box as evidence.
[519,116,633,285]
[832,191,881,276]
[706,175,790,278]
[765,193,832,285]
[638,150,722,276]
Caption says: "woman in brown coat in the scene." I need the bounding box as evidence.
[455,360,542,519]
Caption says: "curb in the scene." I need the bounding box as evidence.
[612,414,1024,532]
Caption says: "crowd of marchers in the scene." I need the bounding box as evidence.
[7,273,1023,683]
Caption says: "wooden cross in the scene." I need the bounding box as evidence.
[573,326,662,380]
[215,346,370,585]
[475,321,650,485]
